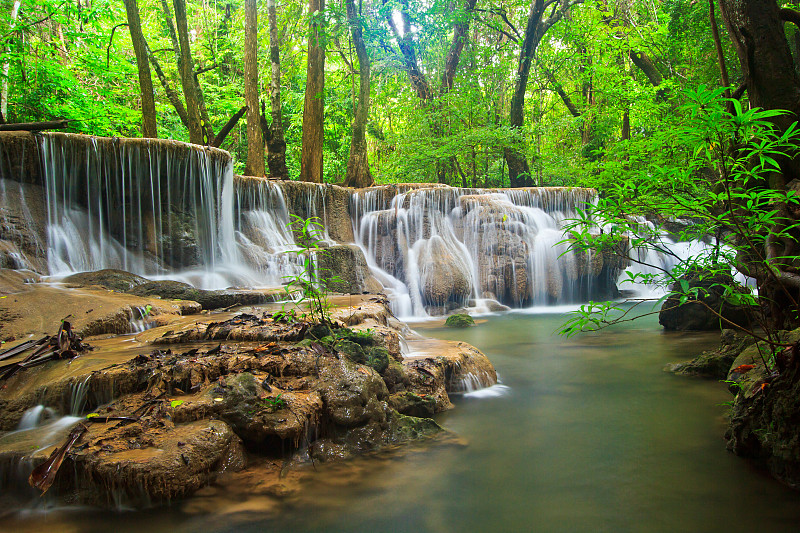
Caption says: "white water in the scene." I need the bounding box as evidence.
[351,186,603,318]
[23,134,716,319]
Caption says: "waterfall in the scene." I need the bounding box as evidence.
[39,133,233,286]
[350,185,609,318]
[1,132,701,317]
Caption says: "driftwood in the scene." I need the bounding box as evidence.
[85,415,139,423]
[0,322,86,380]
[0,337,45,362]
[28,424,87,494]
[0,119,70,131]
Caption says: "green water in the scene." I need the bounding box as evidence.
[9,312,800,532]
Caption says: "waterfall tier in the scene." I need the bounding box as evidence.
[0,132,627,317]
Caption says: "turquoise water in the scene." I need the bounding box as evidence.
[8,312,800,532]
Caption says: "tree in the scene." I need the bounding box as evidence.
[0,0,21,123]
[123,0,157,138]
[266,0,289,179]
[244,0,264,176]
[300,0,326,183]
[167,0,206,144]
[342,0,373,188]
[714,0,800,327]
[506,0,580,187]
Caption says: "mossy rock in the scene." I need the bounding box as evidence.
[388,391,436,418]
[445,313,474,328]
[389,412,442,440]
[336,338,390,374]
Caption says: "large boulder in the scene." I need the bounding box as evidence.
[417,235,473,310]
[659,268,757,331]
[317,244,382,294]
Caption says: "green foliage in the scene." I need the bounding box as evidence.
[258,393,286,413]
[0,0,753,186]
[560,85,800,362]
[282,214,342,327]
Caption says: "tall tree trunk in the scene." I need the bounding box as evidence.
[343,0,373,188]
[267,0,288,179]
[147,44,190,127]
[300,0,326,183]
[383,0,432,100]
[171,0,204,144]
[718,0,800,184]
[717,0,800,328]
[505,0,580,187]
[441,0,479,94]
[123,0,157,138]
[244,0,264,176]
[506,1,546,187]
[709,0,731,99]
[1,0,21,123]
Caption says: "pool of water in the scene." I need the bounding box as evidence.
[7,311,800,532]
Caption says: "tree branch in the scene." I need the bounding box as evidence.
[106,23,129,68]
[780,7,800,29]
[211,105,247,148]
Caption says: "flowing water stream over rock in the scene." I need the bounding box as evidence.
[0,132,794,529]
[6,311,800,533]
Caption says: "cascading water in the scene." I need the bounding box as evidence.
[32,134,319,290]
[39,133,235,286]
[2,131,704,317]
[350,185,613,318]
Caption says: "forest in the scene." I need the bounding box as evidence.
[0,0,759,188]
[4,1,800,529]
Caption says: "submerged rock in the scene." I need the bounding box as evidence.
[666,329,756,379]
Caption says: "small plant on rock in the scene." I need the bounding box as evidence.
[282,215,343,331]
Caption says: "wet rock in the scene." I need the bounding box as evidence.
[317,244,382,294]
[74,419,245,506]
[128,280,279,310]
[174,372,323,447]
[271,180,354,243]
[0,290,496,508]
[334,328,391,373]
[317,357,390,428]
[659,268,757,331]
[418,235,473,308]
[0,284,199,342]
[0,178,48,272]
[62,269,149,292]
[666,329,756,379]
[724,329,800,488]
[445,313,474,328]
[388,391,437,418]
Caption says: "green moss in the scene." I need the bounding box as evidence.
[445,314,474,328]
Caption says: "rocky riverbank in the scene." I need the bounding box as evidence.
[0,279,496,509]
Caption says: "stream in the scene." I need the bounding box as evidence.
[7,310,800,533]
